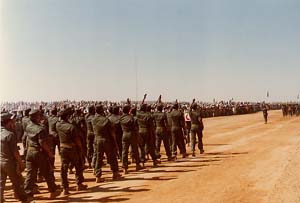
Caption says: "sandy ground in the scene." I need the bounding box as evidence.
[4,110,300,203]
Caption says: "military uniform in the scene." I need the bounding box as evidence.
[189,109,204,155]
[262,107,268,124]
[56,109,86,193]
[48,113,60,166]
[153,111,172,160]
[92,111,120,181]
[71,112,87,168]
[1,113,29,202]
[21,114,31,160]
[136,109,157,165]
[23,111,59,198]
[169,107,187,157]
[85,112,95,168]
[166,109,173,153]
[15,117,24,142]
[119,110,142,173]
[184,110,191,145]
[108,112,123,159]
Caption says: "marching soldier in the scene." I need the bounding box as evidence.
[189,103,204,156]
[85,106,95,169]
[153,104,173,161]
[108,105,123,159]
[262,105,268,124]
[22,108,31,160]
[15,112,24,142]
[71,108,88,169]
[169,103,188,158]
[23,110,60,199]
[56,108,87,195]
[92,105,122,183]
[1,112,33,203]
[183,107,191,146]
[48,108,60,167]
[120,105,143,174]
[136,104,158,167]
[166,106,173,154]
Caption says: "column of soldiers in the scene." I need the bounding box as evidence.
[1,95,207,202]
[281,104,300,117]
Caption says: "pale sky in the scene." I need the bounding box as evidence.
[1,0,300,102]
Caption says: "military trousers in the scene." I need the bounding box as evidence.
[171,128,186,156]
[115,133,123,159]
[86,133,95,165]
[122,132,140,169]
[264,115,268,124]
[48,135,60,167]
[94,138,119,177]
[155,129,172,159]
[60,147,84,189]
[167,129,172,153]
[1,161,28,202]
[24,150,57,196]
[22,134,28,160]
[190,126,204,152]
[185,122,191,144]
[138,130,156,163]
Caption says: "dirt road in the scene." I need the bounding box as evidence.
[4,110,300,203]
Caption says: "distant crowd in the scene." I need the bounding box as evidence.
[1,99,286,118]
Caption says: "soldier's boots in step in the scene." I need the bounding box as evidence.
[96,177,105,183]
[49,189,61,200]
[62,188,70,196]
[112,172,123,181]
[77,184,88,191]
[136,164,143,171]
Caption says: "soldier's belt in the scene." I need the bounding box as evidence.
[60,143,76,149]
[27,146,41,151]
[49,131,58,137]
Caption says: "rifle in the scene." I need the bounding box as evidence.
[190,98,196,110]
[153,95,162,109]
[158,95,162,104]
[141,94,147,104]
[126,98,131,105]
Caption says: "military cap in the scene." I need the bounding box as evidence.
[29,109,40,117]
[130,107,137,115]
[1,112,16,122]
[140,104,147,111]
[122,105,131,114]
[75,108,82,114]
[157,104,163,111]
[173,103,179,109]
[95,105,104,114]
[51,108,58,115]
[112,105,120,113]
[88,105,95,113]
[191,103,198,110]
[24,108,31,116]
[59,107,73,117]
